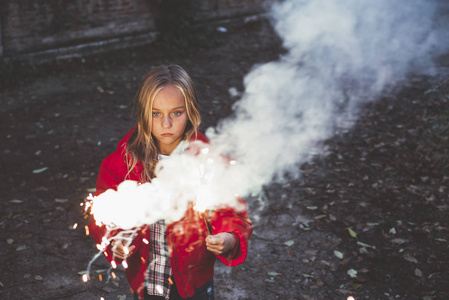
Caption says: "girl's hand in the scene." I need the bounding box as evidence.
[206,232,237,256]
[111,240,136,260]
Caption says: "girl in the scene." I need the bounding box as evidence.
[88,65,252,300]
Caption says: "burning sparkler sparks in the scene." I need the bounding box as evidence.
[82,274,89,283]
[81,141,243,283]
[122,260,128,269]
[84,142,241,230]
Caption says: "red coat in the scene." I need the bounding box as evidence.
[88,127,253,299]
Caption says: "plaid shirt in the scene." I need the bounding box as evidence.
[145,220,172,299]
[145,147,193,298]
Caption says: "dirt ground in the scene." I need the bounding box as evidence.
[1,18,448,300]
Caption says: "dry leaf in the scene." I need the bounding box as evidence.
[16,245,27,251]
[334,250,344,259]
[347,269,358,278]
[314,214,327,220]
[415,268,423,277]
[391,238,406,244]
[403,252,418,263]
[33,167,48,174]
[305,250,318,255]
[336,289,351,294]
[357,241,375,249]
[284,240,295,247]
[9,199,23,204]
[347,227,357,238]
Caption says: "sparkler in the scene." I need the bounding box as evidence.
[80,141,242,284]
[199,210,212,236]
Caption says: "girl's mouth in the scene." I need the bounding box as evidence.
[162,133,173,137]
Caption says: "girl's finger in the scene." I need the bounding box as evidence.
[207,235,223,245]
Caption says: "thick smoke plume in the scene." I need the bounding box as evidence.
[89,0,448,230]
[89,144,242,229]
[207,0,447,195]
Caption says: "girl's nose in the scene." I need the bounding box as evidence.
[162,116,172,128]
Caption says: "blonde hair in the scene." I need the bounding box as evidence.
[126,65,201,182]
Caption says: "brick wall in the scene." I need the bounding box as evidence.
[0,0,274,61]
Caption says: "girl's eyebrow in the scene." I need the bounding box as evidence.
[152,106,186,111]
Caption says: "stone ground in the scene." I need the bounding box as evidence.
[1,16,449,300]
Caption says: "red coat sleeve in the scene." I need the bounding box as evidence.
[88,150,150,295]
[88,152,126,260]
[94,152,125,196]
[210,198,253,266]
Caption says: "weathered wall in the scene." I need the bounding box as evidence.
[200,0,271,20]
[0,0,273,62]
[1,0,158,55]
[0,21,3,56]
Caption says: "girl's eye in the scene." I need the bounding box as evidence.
[152,112,160,117]
[172,111,182,117]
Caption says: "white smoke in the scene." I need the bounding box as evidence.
[89,143,243,229]
[88,0,448,230]
[207,0,447,194]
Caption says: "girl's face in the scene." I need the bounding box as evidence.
[151,85,188,155]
